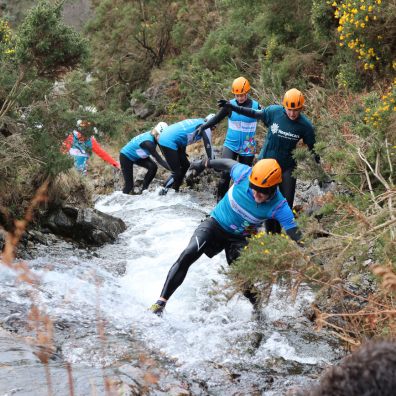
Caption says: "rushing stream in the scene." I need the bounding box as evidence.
[0,188,342,395]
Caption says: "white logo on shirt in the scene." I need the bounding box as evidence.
[270,123,299,140]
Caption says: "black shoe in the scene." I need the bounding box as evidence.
[159,188,168,196]
[149,300,166,316]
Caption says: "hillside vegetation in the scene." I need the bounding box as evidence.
[0,0,395,344]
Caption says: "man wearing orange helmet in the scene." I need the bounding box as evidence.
[197,77,261,201]
[218,88,318,215]
[150,157,301,316]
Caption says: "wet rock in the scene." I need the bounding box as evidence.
[129,98,155,119]
[118,365,148,387]
[0,302,29,333]
[166,385,191,396]
[42,206,126,246]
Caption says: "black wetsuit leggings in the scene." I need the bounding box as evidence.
[159,145,190,192]
[120,153,158,194]
[266,167,297,234]
[217,146,254,201]
[160,218,258,305]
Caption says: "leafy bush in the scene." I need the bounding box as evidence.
[332,0,396,75]
[0,1,89,217]
[226,231,317,303]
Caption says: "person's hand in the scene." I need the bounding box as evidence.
[188,159,206,176]
[217,99,230,109]
[159,188,168,196]
[114,162,121,170]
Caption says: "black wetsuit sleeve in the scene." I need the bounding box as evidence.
[207,158,238,172]
[228,103,264,120]
[200,128,214,159]
[199,107,230,130]
[285,226,302,243]
[140,141,170,170]
[302,126,320,163]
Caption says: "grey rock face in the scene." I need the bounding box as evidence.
[43,206,126,246]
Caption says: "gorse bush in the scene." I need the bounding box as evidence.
[364,79,396,132]
[332,0,396,74]
[15,1,88,76]
[0,1,89,218]
[226,231,319,303]
[0,19,15,59]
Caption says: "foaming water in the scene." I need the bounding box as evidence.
[96,189,340,391]
[0,187,341,394]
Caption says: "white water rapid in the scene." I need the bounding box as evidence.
[0,188,342,395]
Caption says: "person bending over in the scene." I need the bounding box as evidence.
[119,122,170,194]
[150,158,301,316]
[158,114,215,195]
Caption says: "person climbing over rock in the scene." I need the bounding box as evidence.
[157,114,215,195]
[196,76,261,201]
[149,158,301,317]
[119,122,170,194]
[62,119,120,175]
[218,88,319,233]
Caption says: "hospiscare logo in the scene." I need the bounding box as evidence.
[270,123,299,140]
[271,123,280,135]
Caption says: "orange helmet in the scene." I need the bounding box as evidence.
[249,159,282,194]
[282,88,305,110]
[231,77,250,94]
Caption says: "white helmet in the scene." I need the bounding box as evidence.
[154,121,168,134]
[204,113,216,123]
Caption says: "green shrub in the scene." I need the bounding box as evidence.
[226,231,315,302]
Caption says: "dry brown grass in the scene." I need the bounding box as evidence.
[314,264,396,348]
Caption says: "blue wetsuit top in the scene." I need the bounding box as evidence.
[69,131,93,173]
[120,131,155,161]
[211,163,297,236]
[225,99,260,156]
[158,119,206,150]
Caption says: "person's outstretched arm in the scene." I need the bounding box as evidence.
[189,158,238,175]
[91,137,120,168]
[198,108,229,131]
[272,200,302,243]
[301,125,321,164]
[140,141,170,170]
[200,128,214,159]
[218,99,264,120]
[61,134,73,153]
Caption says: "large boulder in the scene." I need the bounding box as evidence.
[43,206,126,246]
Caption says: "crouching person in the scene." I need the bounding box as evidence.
[150,158,301,316]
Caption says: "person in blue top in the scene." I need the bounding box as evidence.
[150,158,301,316]
[157,114,215,195]
[197,77,261,201]
[119,122,170,194]
[218,88,319,233]
[218,88,318,210]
